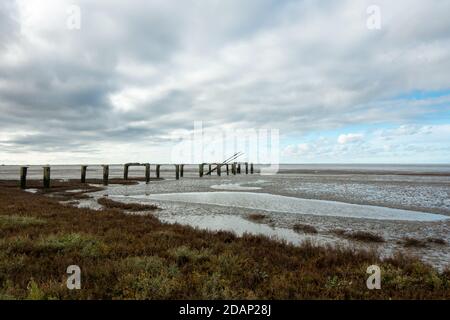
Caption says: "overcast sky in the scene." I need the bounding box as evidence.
[1,0,449,164]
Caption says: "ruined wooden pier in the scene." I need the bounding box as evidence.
[18,162,255,189]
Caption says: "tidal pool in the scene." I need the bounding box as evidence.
[210,183,262,191]
[124,192,450,222]
[160,214,316,245]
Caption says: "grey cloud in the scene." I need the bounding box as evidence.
[0,1,19,46]
[0,0,449,163]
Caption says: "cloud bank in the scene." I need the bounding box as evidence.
[0,0,449,163]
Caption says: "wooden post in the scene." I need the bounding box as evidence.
[180,164,184,178]
[237,163,241,174]
[20,166,28,189]
[232,163,236,175]
[250,163,254,174]
[156,165,160,178]
[80,165,87,183]
[208,164,212,175]
[102,165,109,185]
[175,165,180,180]
[145,164,150,184]
[43,166,51,188]
[124,164,129,180]
[217,164,221,176]
[226,164,229,175]
[245,162,248,174]
[199,164,204,177]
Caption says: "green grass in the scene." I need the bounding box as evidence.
[37,233,103,256]
[0,215,46,228]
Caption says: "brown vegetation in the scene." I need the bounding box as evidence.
[400,237,446,248]
[346,231,385,243]
[0,183,449,299]
[401,238,427,248]
[246,214,267,222]
[293,223,318,234]
[97,197,159,211]
[331,228,347,236]
[331,230,385,243]
[426,237,447,245]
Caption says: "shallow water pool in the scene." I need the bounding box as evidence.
[123,191,450,222]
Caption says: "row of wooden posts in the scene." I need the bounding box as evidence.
[19,162,254,189]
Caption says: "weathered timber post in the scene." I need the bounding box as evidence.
[226,164,229,175]
[199,164,204,177]
[250,163,254,174]
[208,164,212,175]
[237,163,241,174]
[245,162,248,174]
[124,164,129,180]
[217,164,221,176]
[175,164,180,180]
[156,165,161,178]
[232,163,236,175]
[145,164,150,184]
[20,166,29,189]
[180,164,184,178]
[102,165,109,185]
[81,165,88,183]
[43,166,51,188]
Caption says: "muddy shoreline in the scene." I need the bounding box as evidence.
[2,170,449,270]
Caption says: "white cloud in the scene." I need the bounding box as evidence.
[283,124,450,163]
[338,133,364,144]
[283,143,311,156]
[0,0,449,163]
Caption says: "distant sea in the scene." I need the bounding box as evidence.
[278,163,450,173]
[1,164,450,180]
